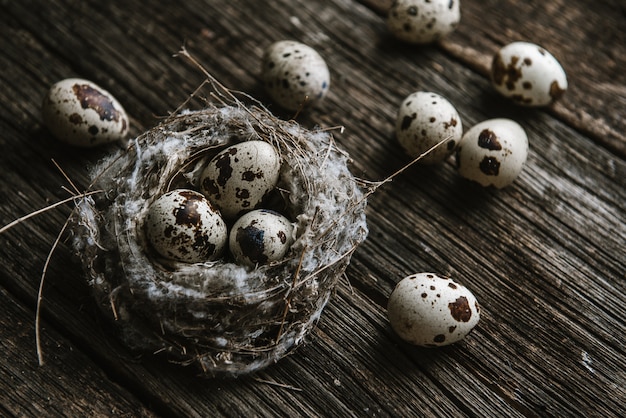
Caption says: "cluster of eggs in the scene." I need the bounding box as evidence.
[394,38,567,190]
[387,5,567,190]
[144,140,294,267]
[40,81,295,267]
[396,91,530,189]
[384,2,565,346]
[258,9,565,193]
[40,0,569,350]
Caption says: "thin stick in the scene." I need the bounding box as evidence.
[0,190,102,235]
[175,46,270,118]
[317,125,345,134]
[311,135,452,246]
[365,135,453,197]
[342,272,355,295]
[52,159,80,195]
[166,79,212,122]
[35,215,71,366]
[276,245,307,344]
[60,186,75,196]
[254,376,303,392]
[291,95,309,120]
[175,47,238,105]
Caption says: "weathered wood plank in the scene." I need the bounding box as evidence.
[0,0,625,417]
[0,287,155,417]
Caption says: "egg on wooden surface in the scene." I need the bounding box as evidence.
[144,189,227,263]
[395,91,463,164]
[229,209,294,267]
[387,0,461,44]
[261,40,330,112]
[491,41,567,106]
[387,273,480,347]
[456,118,528,188]
[42,78,129,147]
[199,141,281,220]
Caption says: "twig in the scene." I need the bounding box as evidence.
[276,245,308,344]
[341,272,355,295]
[311,135,452,245]
[35,214,71,366]
[364,134,453,197]
[254,376,303,392]
[175,46,275,129]
[52,159,80,195]
[0,156,105,365]
[0,190,103,235]
[317,125,345,134]
[175,46,239,107]
[166,79,212,122]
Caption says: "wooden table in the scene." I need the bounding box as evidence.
[1,0,624,416]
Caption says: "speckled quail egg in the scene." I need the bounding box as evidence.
[456,118,528,188]
[261,40,330,112]
[200,141,281,220]
[42,78,129,147]
[396,91,463,164]
[229,209,294,267]
[387,0,461,44]
[491,41,567,106]
[144,189,227,263]
[387,273,480,347]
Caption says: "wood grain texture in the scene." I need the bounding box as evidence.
[0,288,154,417]
[1,0,625,417]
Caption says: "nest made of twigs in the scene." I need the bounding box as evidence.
[69,102,368,377]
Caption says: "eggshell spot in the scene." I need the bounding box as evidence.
[396,91,463,164]
[387,0,461,44]
[229,209,294,267]
[456,118,528,188]
[199,141,281,220]
[42,78,129,147]
[145,189,227,263]
[261,40,330,111]
[491,41,567,106]
[387,273,480,347]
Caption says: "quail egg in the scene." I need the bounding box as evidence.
[387,272,480,347]
[456,118,528,188]
[261,40,330,112]
[200,140,281,220]
[42,78,129,147]
[396,91,463,164]
[491,41,567,106]
[229,209,294,267]
[387,0,461,44]
[144,189,227,263]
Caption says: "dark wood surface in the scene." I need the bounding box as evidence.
[1,0,625,416]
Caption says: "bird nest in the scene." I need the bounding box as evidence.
[69,103,368,377]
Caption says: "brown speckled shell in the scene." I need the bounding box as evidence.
[42,78,129,147]
[387,0,461,45]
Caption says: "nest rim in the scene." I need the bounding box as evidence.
[71,103,368,377]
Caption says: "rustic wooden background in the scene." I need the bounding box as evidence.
[1,0,625,416]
